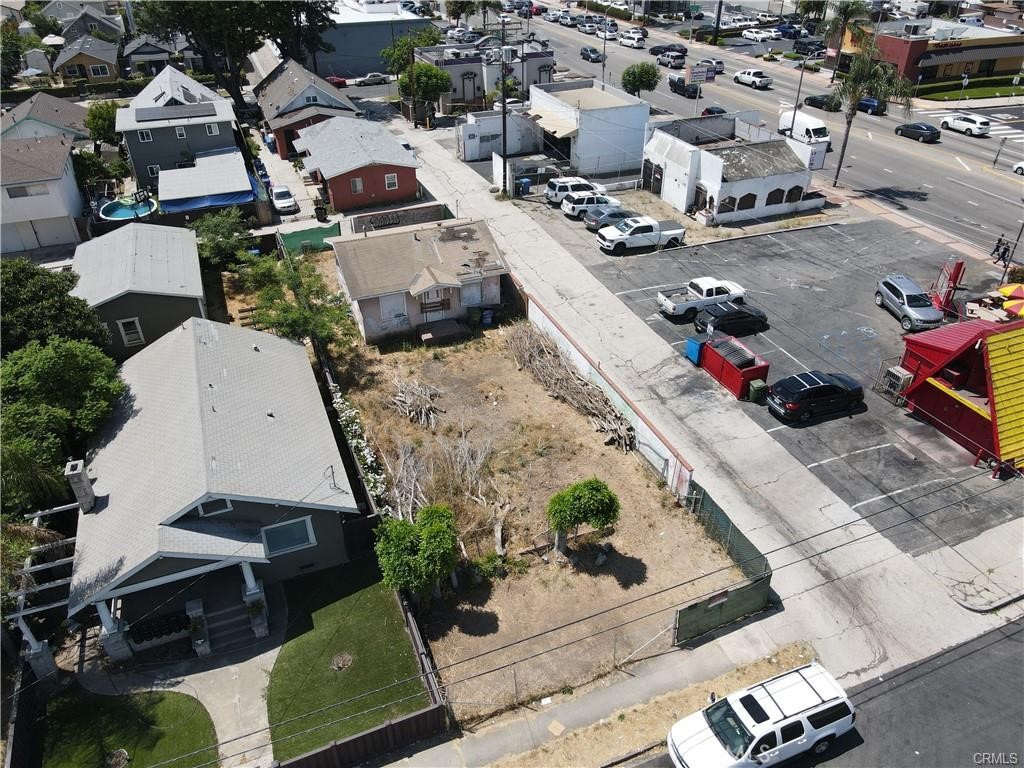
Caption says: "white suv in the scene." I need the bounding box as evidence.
[940,113,991,136]
[668,663,856,768]
[560,192,620,218]
[545,177,606,204]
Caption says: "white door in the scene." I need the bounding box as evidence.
[1,223,27,253]
[378,292,409,333]
[33,217,77,247]
[422,288,445,323]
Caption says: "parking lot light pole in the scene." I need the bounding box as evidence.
[501,17,508,195]
[601,12,608,86]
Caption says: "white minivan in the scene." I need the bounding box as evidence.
[668,663,856,768]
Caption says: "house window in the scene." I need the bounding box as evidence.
[943,64,956,77]
[350,177,364,194]
[305,95,318,103]
[175,126,187,139]
[766,188,785,205]
[785,185,803,203]
[88,22,98,31]
[116,318,145,347]
[205,123,220,136]
[738,192,757,210]
[719,196,737,213]
[64,63,84,77]
[89,64,109,78]
[197,498,233,516]
[147,164,160,178]
[137,129,153,142]
[7,184,48,198]
[261,517,316,556]
[384,173,399,191]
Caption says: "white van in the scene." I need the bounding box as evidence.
[667,663,856,768]
[957,14,985,26]
[779,110,831,150]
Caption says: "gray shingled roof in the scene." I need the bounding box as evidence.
[253,58,359,120]
[68,318,357,614]
[293,117,417,181]
[0,92,88,137]
[123,33,189,57]
[129,65,223,109]
[0,135,73,185]
[53,34,118,68]
[706,140,807,182]
[70,223,204,307]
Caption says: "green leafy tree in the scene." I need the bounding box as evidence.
[0,260,110,355]
[547,478,620,553]
[72,151,112,185]
[22,2,63,37]
[381,26,443,76]
[830,42,914,187]
[820,0,871,83]
[446,0,476,22]
[1,19,23,88]
[621,62,661,97]
[374,505,459,598]
[399,61,452,126]
[796,0,827,19]
[190,206,251,267]
[253,1,337,65]
[84,100,120,146]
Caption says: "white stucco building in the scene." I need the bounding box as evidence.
[643,112,825,226]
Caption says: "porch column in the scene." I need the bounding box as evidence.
[94,599,117,634]
[240,561,258,594]
[17,616,59,686]
[17,616,43,653]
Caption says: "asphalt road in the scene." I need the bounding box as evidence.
[500,15,1024,251]
[635,620,1024,768]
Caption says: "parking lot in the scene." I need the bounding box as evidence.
[519,197,1020,557]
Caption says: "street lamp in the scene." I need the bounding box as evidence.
[501,17,509,195]
[1002,204,1024,284]
[600,11,608,86]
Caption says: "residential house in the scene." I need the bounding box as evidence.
[40,0,123,42]
[116,66,237,181]
[69,223,207,361]
[23,48,54,76]
[293,117,418,212]
[53,34,118,83]
[65,317,360,660]
[0,0,26,23]
[254,58,361,159]
[330,219,508,343]
[1,91,89,141]
[525,80,650,175]
[123,34,205,75]
[642,113,824,226]
[415,40,556,113]
[897,319,1024,465]
[319,0,431,78]
[1,136,83,254]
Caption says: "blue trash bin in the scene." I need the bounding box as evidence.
[684,336,705,366]
[516,177,531,196]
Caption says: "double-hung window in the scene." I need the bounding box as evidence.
[205,123,220,136]
[175,126,187,139]
[137,129,153,143]
[89,64,108,77]
[384,173,399,191]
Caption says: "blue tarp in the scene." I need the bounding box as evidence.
[159,173,261,214]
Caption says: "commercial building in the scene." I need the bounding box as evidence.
[316,0,432,79]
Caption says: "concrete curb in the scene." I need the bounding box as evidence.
[953,590,1024,613]
[599,740,664,767]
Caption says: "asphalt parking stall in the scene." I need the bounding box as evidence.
[524,208,1019,556]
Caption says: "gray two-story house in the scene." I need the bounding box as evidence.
[116,65,237,182]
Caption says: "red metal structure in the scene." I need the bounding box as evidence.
[929,258,966,316]
[700,336,770,400]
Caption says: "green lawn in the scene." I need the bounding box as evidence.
[918,76,1023,101]
[266,558,430,762]
[43,684,218,768]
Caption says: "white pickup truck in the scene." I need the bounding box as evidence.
[596,216,685,255]
[657,277,746,320]
[733,68,773,89]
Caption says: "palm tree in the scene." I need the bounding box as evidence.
[831,41,915,187]
[819,0,872,83]
[796,0,826,20]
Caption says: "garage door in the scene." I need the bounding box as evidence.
[33,217,77,247]
[1,223,27,253]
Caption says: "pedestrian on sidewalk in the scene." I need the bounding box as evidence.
[991,234,1006,261]
[996,243,1012,266]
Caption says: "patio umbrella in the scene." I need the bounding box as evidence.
[1002,299,1024,317]
[41,34,65,45]
[997,283,1024,299]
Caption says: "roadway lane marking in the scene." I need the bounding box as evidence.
[614,283,679,296]
[922,183,933,188]
[945,177,1023,205]
[851,477,953,509]
[968,200,979,206]
[956,156,971,171]
[882,167,892,173]
[759,333,808,369]
[807,444,894,469]
[867,131,873,140]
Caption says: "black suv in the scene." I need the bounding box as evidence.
[793,38,824,55]
[694,301,769,336]
[803,92,841,111]
[669,77,700,98]
[767,371,864,423]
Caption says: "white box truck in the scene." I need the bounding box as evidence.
[779,110,832,151]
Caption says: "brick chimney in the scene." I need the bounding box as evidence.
[64,459,95,513]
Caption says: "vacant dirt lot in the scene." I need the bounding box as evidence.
[343,328,744,722]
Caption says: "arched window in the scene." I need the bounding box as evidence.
[738,193,757,210]
[719,196,736,213]
[785,185,803,203]
[766,188,785,205]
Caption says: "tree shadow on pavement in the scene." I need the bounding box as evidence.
[854,186,929,211]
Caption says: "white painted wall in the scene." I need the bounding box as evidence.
[1,118,75,140]
[0,154,83,252]
[459,111,540,161]
[575,103,650,175]
[281,84,351,115]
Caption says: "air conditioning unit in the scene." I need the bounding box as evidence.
[445,48,462,58]
[882,365,914,405]
[501,45,516,62]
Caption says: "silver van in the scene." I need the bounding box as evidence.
[875,274,944,331]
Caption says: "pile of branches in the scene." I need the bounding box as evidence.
[389,376,444,429]
[505,323,636,452]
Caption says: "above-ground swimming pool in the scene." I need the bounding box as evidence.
[98,198,158,221]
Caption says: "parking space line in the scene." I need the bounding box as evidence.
[765,424,788,433]
[759,333,808,369]
[614,283,678,296]
[850,477,953,509]
[956,156,971,171]
[807,443,894,469]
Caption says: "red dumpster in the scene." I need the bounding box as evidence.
[700,336,769,400]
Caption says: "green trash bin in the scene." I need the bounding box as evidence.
[747,379,767,404]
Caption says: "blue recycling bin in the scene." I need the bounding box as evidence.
[684,336,705,366]
[515,177,531,196]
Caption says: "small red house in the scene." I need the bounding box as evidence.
[898,319,1024,465]
[293,117,419,212]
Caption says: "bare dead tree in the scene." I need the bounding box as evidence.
[389,376,444,429]
[505,323,636,452]
[380,443,429,522]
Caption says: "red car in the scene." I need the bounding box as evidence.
[531,4,545,14]
[325,75,347,88]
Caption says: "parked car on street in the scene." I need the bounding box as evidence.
[325,75,347,87]
[355,72,389,86]
[777,23,809,37]
[561,192,621,218]
[694,301,768,336]
[793,37,825,55]
[583,206,637,231]
[597,216,685,254]
[741,28,773,41]
[768,371,864,423]
[734,69,773,88]
[546,176,606,204]
[620,34,644,48]
[559,13,579,25]
[657,277,746,320]
[543,9,561,20]
[875,274,945,331]
[803,92,841,111]
[270,186,299,214]
[658,51,686,68]
[895,122,941,142]
[581,45,604,61]
[856,96,887,115]
[596,26,617,39]
[650,43,687,56]
[578,22,598,33]
[940,113,991,136]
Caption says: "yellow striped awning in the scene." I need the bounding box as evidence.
[986,325,1024,464]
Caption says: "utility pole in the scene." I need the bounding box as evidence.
[711,0,723,46]
[1002,210,1024,284]
[501,17,509,195]
[601,10,608,87]
[789,52,809,134]
[410,46,418,128]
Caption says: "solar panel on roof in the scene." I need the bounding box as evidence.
[135,103,217,122]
